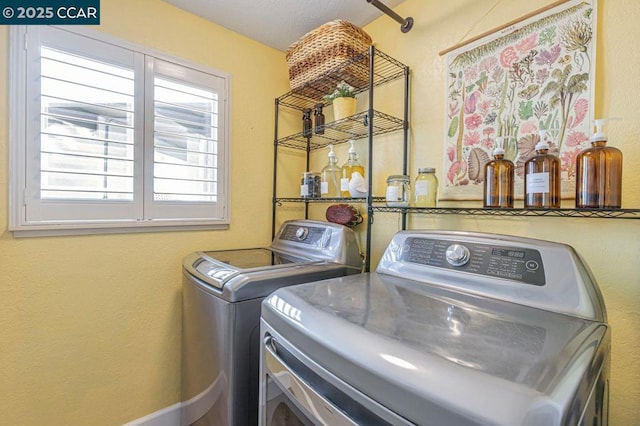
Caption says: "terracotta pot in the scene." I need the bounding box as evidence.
[332,97,356,121]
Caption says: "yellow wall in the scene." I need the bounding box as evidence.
[0,0,289,424]
[2,0,638,424]
[363,0,639,424]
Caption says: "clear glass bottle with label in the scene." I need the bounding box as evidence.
[524,131,561,208]
[386,175,410,207]
[413,168,438,207]
[340,140,365,197]
[575,119,623,209]
[321,145,342,197]
[483,137,514,208]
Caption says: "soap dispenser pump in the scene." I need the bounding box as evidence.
[321,144,342,197]
[340,140,365,197]
[483,136,515,208]
[575,119,623,209]
[524,129,561,208]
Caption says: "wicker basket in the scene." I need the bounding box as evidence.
[286,20,372,96]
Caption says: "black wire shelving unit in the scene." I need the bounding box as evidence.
[272,46,410,272]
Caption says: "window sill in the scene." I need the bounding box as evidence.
[10,220,230,238]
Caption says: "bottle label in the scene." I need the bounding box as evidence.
[526,172,550,194]
[321,181,328,194]
[386,186,401,201]
[300,184,309,197]
[340,178,350,191]
[415,180,429,196]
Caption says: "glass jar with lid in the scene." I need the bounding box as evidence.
[301,172,320,198]
[414,168,438,207]
[385,175,410,207]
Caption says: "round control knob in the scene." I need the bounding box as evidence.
[295,227,308,241]
[445,244,471,267]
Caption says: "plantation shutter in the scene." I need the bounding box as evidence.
[24,26,144,222]
[144,58,227,220]
[18,26,229,230]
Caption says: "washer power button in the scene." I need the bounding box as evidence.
[525,260,539,271]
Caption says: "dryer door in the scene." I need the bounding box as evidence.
[259,329,413,426]
[262,337,355,426]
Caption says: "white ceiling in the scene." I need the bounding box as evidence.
[163,0,406,51]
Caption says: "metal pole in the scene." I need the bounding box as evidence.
[402,66,410,231]
[365,45,375,273]
[272,98,280,239]
[305,137,310,219]
[366,0,414,33]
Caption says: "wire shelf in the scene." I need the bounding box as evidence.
[277,48,407,110]
[275,197,385,204]
[371,206,640,219]
[276,111,404,150]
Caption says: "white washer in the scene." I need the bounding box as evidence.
[259,230,610,425]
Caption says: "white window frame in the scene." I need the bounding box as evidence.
[9,25,231,237]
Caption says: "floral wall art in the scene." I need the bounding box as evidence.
[442,0,595,200]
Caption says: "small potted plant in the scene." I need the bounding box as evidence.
[323,81,357,121]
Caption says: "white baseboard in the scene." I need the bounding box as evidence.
[122,376,224,426]
[122,402,181,426]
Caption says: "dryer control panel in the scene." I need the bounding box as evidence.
[401,237,545,286]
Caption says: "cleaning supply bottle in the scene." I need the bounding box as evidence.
[576,119,622,209]
[340,140,365,197]
[321,144,342,197]
[524,130,561,208]
[483,136,514,208]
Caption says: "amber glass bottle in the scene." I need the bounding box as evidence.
[576,120,622,208]
[313,103,325,135]
[483,137,514,208]
[302,108,312,138]
[524,134,561,208]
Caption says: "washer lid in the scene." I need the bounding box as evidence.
[187,248,314,290]
[262,272,608,425]
[201,248,305,269]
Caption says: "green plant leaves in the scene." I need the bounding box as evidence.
[518,100,533,120]
[448,117,459,137]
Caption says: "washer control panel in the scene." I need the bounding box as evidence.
[401,237,545,286]
[279,224,327,246]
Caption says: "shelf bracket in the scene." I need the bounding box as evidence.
[366,0,413,33]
